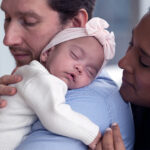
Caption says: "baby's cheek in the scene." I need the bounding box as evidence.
[80,78,92,88]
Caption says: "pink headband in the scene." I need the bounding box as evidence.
[41,17,115,75]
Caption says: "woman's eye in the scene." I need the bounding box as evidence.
[139,58,150,68]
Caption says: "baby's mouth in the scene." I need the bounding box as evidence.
[70,73,75,81]
[66,73,76,82]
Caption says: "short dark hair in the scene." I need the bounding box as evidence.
[47,0,96,24]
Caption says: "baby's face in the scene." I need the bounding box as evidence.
[43,36,104,89]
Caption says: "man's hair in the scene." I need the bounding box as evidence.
[47,0,96,24]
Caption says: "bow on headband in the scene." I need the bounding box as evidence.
[86,17,115,60]
[41,17,115,66]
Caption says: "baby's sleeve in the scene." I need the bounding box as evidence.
[22,73,99,145]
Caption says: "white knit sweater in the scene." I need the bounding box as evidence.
[0,60,99,150]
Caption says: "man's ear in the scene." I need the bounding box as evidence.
[70,9,88,28]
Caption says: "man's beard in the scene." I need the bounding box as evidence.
[9,46,33,67]
[15,59,30,67]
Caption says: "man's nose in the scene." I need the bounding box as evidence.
[3,22,23,47]
[118,55,134,74]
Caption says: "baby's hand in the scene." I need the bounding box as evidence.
[89,132,101,150]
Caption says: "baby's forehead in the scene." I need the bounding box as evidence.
[69,36,103,48]
[71,38,104,62]
[68,36,103,52]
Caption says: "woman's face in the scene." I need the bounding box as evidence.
[119,14,150,107]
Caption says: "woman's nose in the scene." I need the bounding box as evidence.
[3,22,23,47]
[118,54,134,74]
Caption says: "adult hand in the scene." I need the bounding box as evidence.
[95,123,126,150]
[0,74,22,108]
[89,132,101,150]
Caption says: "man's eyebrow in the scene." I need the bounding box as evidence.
[17,11,41,19]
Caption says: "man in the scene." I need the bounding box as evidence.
[0,0,92,105]
[0,0,134,150]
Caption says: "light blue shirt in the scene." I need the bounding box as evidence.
[16,71,134,150]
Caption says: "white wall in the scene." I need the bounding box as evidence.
[0,0,15,76]
[139,0,150,20]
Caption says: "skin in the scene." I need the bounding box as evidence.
[94,124,125,150]
[41,36,104,89]
[119,13,150,107]
[1,0,63,67]
[95,13,150,150]
[0,0,88,107]
[0,0,63,106]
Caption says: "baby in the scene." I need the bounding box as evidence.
[0,17,115,150]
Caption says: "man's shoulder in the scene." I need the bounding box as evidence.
[66,71,119,101]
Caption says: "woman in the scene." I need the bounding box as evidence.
[95,10,150,150]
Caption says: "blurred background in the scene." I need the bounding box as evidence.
[0,0,150,85]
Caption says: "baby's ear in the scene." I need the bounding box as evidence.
[40,50,49,62]
[40,47,55,63]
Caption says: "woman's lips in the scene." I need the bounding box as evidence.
[122,76,135,90]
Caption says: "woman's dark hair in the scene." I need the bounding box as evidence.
[47,0,96,24]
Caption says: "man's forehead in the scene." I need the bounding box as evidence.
[1,0,48,14]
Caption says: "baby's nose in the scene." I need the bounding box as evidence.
[74,64,83,74]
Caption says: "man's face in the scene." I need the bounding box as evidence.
[119,14,150,107]
[42,37,104,89]
[1,0,63,66]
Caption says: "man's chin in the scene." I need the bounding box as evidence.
[16,60,32,67]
